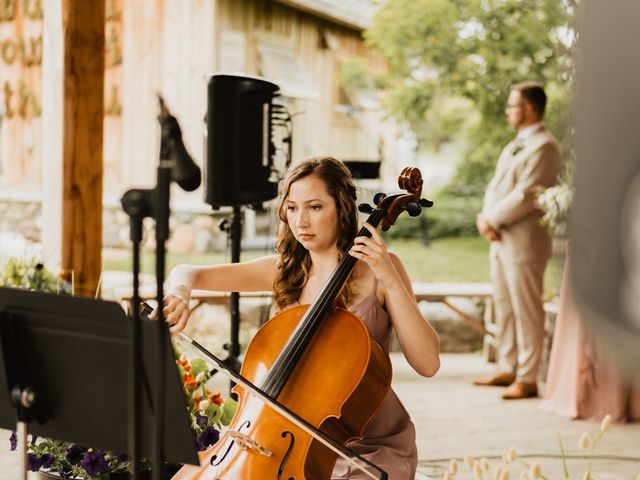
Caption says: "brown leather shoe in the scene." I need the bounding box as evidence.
[501,382,538,399]
[472,372,516,387]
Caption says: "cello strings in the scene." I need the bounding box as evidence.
[263,210,384,396]
[264,210,383,394]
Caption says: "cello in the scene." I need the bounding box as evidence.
[173,168,432,480]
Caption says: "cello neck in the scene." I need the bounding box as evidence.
[260,208,387,398]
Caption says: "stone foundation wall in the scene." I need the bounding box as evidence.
[0,196,277,254]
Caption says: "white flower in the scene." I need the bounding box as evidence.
[443,472,453,480]
[499,469,510,480]
[506,446,517,463]
[449,458,459,474]
[493,465,503,479]
[473,461,483,479]
[579,432,590,449]
[464,455,475,469]
[198,399,209,411]
[600,414,612,432]
[529,463,542,478]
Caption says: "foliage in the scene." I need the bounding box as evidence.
[175,352,238,451]
[0,257,59,291]
[386,192,483,242]
[363,0,577,189]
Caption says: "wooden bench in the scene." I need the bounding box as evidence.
[119,282,494,335]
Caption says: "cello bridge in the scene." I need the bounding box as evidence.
[228,430,273,457]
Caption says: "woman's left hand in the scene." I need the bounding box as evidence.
[348,223,400,288]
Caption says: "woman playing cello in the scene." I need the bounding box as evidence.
[158,156,440,479]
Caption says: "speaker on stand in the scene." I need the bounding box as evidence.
[203,74,291,385]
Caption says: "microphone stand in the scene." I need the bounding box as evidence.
[120,109,185,480]
[152,130,172,480]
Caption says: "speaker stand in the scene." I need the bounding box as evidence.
[217,205,243,396]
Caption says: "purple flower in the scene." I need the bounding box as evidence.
[27,453,41,472]
[30,434,38,445]
[66,444,87,465]
[115,451,129,462]
[9,431,17,451]
[196,414,209,428]
[55,468,74,480]
[80,450,110,476]
[40,453,55,469]
[197,426,219,450]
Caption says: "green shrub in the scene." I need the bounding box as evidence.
[386,193,483,242]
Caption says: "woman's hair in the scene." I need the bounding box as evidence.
[273,156,358,310]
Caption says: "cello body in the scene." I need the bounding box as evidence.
[173,304,391,479]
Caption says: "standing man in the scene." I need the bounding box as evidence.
[474,81,561,399]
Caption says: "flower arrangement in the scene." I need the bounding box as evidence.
[440,414,620,480]
[0,257,59,291]
[175,351,238,452]
[3,257,237,478]
[536,183,573,236]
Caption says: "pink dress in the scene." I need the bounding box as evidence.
[328,282,418,480]
[542,259,640,422]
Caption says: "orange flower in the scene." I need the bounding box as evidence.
[182,373,197,388]
[211,393,223,406]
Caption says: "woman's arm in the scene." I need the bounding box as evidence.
[157,254,278,333]
[349,224,440,377]
[382,253,440,377]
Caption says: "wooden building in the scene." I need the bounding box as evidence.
[0,0,402,292]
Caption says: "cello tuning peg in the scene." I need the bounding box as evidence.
[373,193,386,206]
[419,198,434,208]
[405,202,422,217]
[358,203,374,214]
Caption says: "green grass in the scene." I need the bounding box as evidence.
[103,236,564,298]
[387,237,564,298]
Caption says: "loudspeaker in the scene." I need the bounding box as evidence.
[571,1,640,373]
[204,74,279,208]
[343,160,381,180]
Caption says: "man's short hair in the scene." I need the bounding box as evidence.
[512,81,547,118]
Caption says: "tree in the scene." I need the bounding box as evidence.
[363,0,576,191]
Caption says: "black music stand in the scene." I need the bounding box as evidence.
[0,287,199,478]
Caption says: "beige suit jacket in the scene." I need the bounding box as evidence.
[482,125,561,263]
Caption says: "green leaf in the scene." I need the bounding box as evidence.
[205,403,222,425]
[190,358,209,378]
[220,398,238,427]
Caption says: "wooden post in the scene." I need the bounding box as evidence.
[60,0,105,296]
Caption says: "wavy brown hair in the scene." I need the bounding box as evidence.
[273,157,358,310]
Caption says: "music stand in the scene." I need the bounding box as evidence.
[0,287,199,478]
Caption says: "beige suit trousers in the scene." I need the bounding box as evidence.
[491,251,546,384]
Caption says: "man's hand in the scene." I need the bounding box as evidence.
[476,214,501,242]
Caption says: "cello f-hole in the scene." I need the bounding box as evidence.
[277,430,296,480]
[210,420,252,467]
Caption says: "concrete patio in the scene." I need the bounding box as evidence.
[1,352,639,479]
